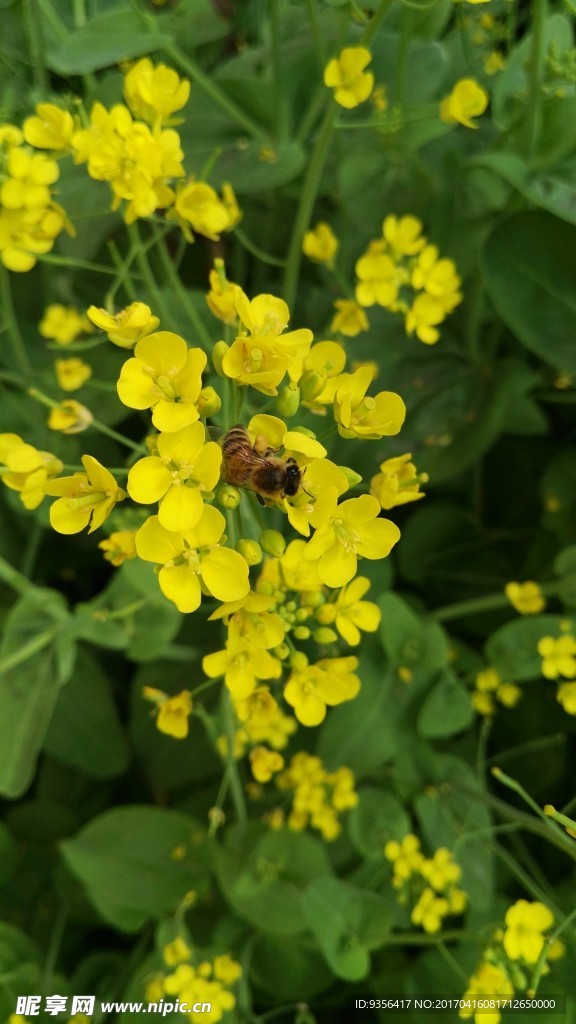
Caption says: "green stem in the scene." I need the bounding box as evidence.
[0,265,31,373]
[431,575,575,622]
[362,0,397,47]
[393,5,411,115]
[491,767,562,831]
[0,629,55,675]
[162,42,269,142]
[0,555,35,594]
[28,387,147,455]
[21,522,43,579]
[234,227,286,267]
[304,0,325,70]
[270,0,288,140]
[154,230,212,349]
[378,928,480,946]
[22,0,48,92]
[38,253,133,278]
[126,221,172,327]
[223,692,247,828]
[522,0,547,162]
[530,905,576,996]
[94,599,146,621]
[283,104,337,309]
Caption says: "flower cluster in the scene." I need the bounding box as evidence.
[0,118,71,271]
[460,901,563,1024]
[538,630,576,715]
[352,215,462,344]
[384,833,467,934]
[472,667,522,717]
[39,303,93,345]
[0,433,63,510]
[370,454,427,509]
[146,939,242,1024]
[505,580,546,615]
[263,751,358,840]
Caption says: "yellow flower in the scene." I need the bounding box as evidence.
[355,242,400,308]
[44,455,125,534]
[0,124,23,148]
[203,640,281,700]
[0,204,69,272]
[370,453,426,509]
[538,635,576,679]
[411,886,450,933]
[496,681,522,708]
[440,78,489,128]
[305,490,400,587]
[330,576,381,645]
[170,179,240,242]
[1,147,59,210]
[333,366,406,440]
[383,215,426,256]
[302,222,339,265]
[135,506,250,613]
[323,47,374,109]
[222,292,313,395]
[503,899,554,964]
[557,681,576,714]
[250,746,284,783]
[39,304,91,345]
[23,103,75,151]
[459,962,513,1023]
[0,433,62,510]
[143,686,193,739]
[505,581,546,615]
[55,357,92,392]
[213,955,242,986]
[284,656,360,726]
[48,399,94,434]
[411,245,462,312]
[405,293,447,344]
[485,50,506,75]
[331,298,369,336]
[127,422,222,531]
[234,686,281,728]
[206,259,241,325]
[98,529,137,566]
[123,58,191,124]
[163,935,192,966]
[87,302,160,348]
[283,458,348,537]
[117,331,206,431]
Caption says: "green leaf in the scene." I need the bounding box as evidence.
[417,669,474,738]
[0,823,18,885]
[60,806,202,932]
[485,615,566,681]
[379,593,448,679]
[349,787,410,861]
[0,590,75,799]
[46,11,171,74]
[474,152,576,228]
[301,878,393,981]
[0,922,41,972]
[216,824,332,936]
[43,649,130,779]
[481,211,576,374]
[249,934,333,1000]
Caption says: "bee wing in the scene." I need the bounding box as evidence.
[207,424,225,445]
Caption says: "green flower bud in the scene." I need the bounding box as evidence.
[260,529,286,557]
[276,382,301,418]
[196,385,221,417]
[314,627,338,644]
[235,538,263,566]
[217,484,242,509]
[306,590,325,609]
[295,607,309,623]
[299,368,327,402]
[315,603,336,625]
[274,643,290,660]
[212,340,230,377]
[293,625,311,640]
[258,580,276,596]
[290,651,309,671]
[338,465,363,488]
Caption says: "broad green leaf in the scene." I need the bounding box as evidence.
[554,545,576,607]
[485,615,566,681]
[0,823,18,885]
[379,593,448,679]
[0,590,75,799]
[60,806,203,932]
[473,152,576,227]
[0,922,41,971]
[249,934,333,999]
[216,824,332,936]
[46,12,171,74]
[301,878,393,980]
[349,787,410,861]
[43,649,130,779]
[417,669,474,738]
[481,212,576,374]
[491,14,573,131]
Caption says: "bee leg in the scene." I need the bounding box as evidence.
[256,494,266,506]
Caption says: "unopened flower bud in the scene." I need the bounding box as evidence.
[293,625,311,640]
[290,651,308,671]
[315,604,336,625]
[274,643,290,660]
[196,385,221,417]
[299,368,326,402]
[307,591,325,609]
[145,433,160,455]
[259,529,286,557]
[236,538,263,566]
[47,399,93,434]
[314,627,338,644]
[212,340,229,377]
[276,382,301,418]
[217,484,242,509]
[295,607,309,623]
[338,465,363,488]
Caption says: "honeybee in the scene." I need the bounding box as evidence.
[219,424,303,505]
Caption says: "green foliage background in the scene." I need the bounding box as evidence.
[1,0,576,1021]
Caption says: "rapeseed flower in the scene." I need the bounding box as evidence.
[135,506,250,613]
[538,635,576,679]
[283,656,360,725]
[305,490,400,587]
[203,640,281,699]
[98,529,137,566]
[117,331,206,431]
[370,454,426,509]
[170,179,240,242]
[505,581,546,615]
[123,58,190,124]
[44,455,125,534]
[0,433,63,510]
[440,78,489,128]
[333,367,406,440]
[503,900,554,964]
[206,259,240,325]
[39,304,91,345]
[127,422,221,531]
[250,746,284,782]
[330,298,369,336]
[48,399,93,433]
[55,357,92,391]
[302,222,339,265]
[323,47,374,109]
[87,301,160,348]
[23,103,75,151]
[324,576,381,645]
[143,687,193,739]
